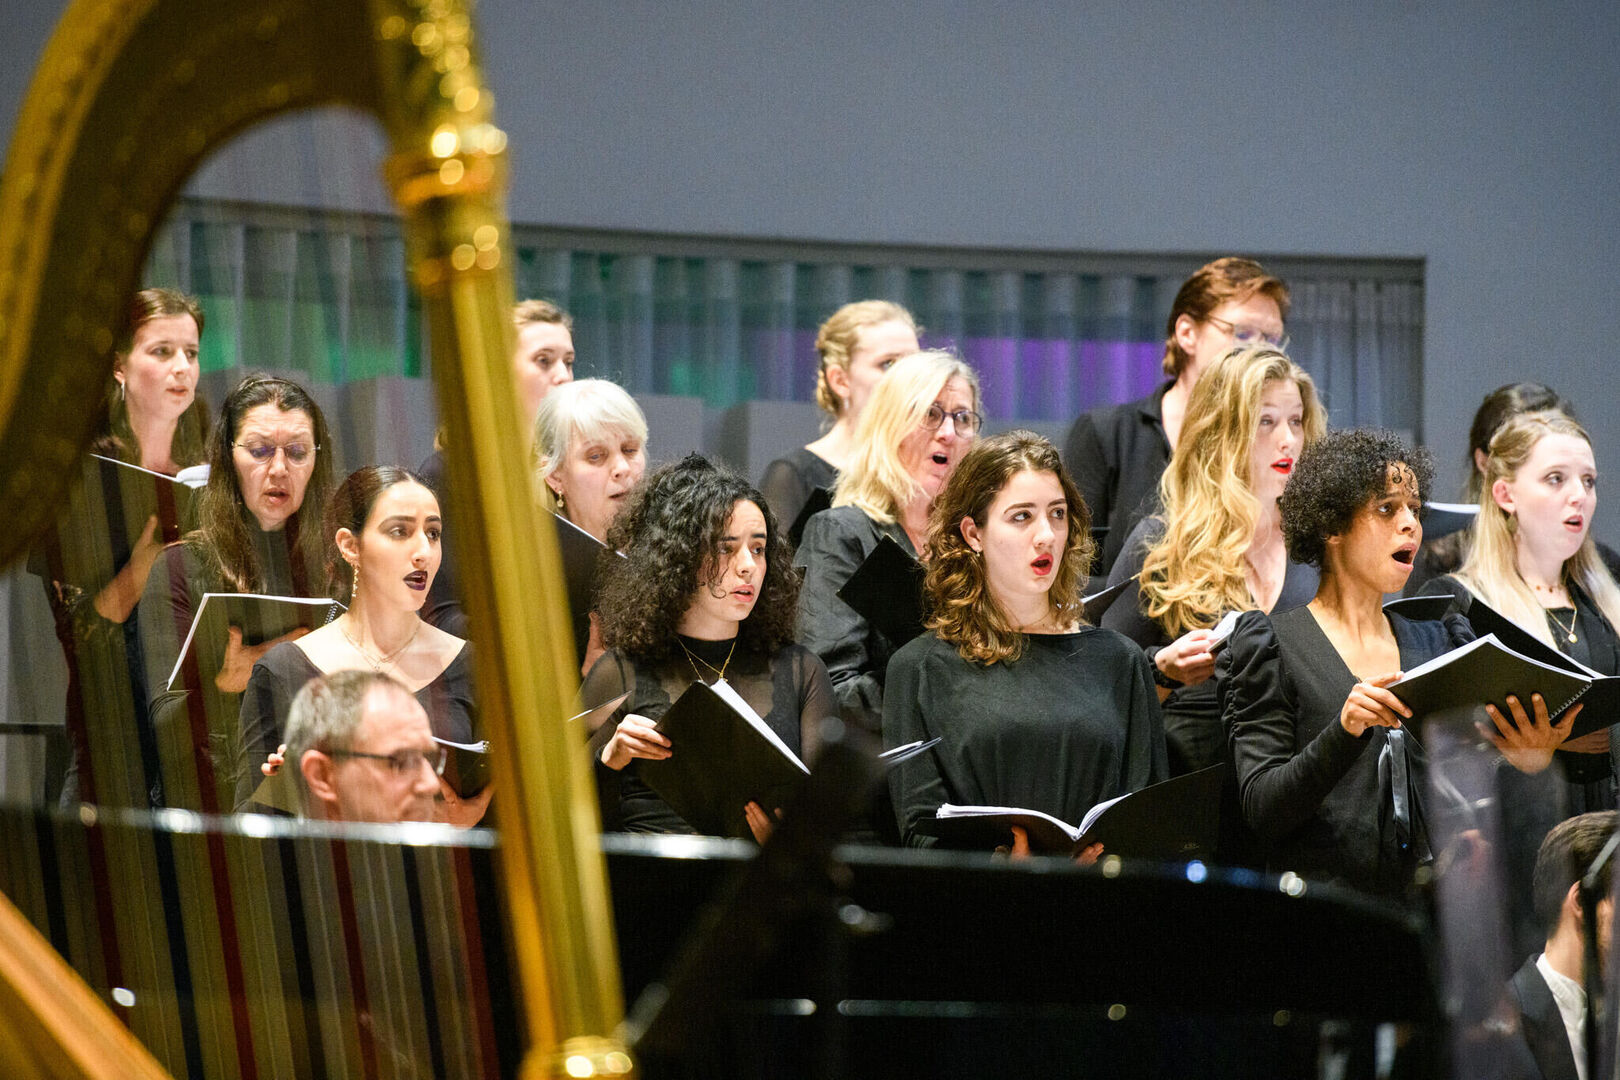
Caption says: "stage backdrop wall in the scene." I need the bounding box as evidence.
[4,0,1616,515]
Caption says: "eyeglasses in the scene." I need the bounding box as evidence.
[1203,314,1289,351]
[234,441,318,464]
[923,403,983,437]
[328,747,448,776]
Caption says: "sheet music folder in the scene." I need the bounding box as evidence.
[165,594,340,691]
[551,510,619,620]
[1461,594,1620,737]
[837,535,927,644]
[788,487,832,549]
[1390,633,1595,732]
[639,681,811,839]
[914,764,1224,860]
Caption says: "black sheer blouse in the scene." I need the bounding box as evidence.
[581,637,835,834]
[1220,605,1474,896]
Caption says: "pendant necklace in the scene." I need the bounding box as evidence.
[679,636,736,685]
[341,617,421,672]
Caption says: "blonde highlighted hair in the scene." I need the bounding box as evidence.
[1138,345,1325,635]
[924,432,1092,665]
[1457,410,1620,647]
[813,300,919,418]
[832,350,981,525]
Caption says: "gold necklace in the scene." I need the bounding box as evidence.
[679,636,736,684]
[1546,605,1579,645]
[341,617,421,672]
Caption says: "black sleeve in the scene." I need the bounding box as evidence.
[795,512,884,729]
[882,640,947,847]
[1416,574,1474,612]
[1122,644,1169,788]
[582,649,635,747]
[1064,412,1113,532]
[794,647,837,768]
[760,457,812,542]
[236,652,295,810]
[1100,517,1168,649]
[1223,612,1373,840]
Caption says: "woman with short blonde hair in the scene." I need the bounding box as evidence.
[759,300,919,537]
[795,349,981,733]
[1104,344,1326,780]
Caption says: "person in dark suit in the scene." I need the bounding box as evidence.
[1063,257,1290,576]
[1507,810,1618,1080]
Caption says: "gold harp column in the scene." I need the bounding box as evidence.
[0,0,631,1075]
[369,5,634,1078]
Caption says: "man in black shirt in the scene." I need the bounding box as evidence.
[1063,257,1290,575]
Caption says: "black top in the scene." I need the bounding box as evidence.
[760,448,838,545]
[1103,515,1319,775]
[581,638,835,834]
[1063,380,1174,577]
[416,449,467,638]
[32,455,196,808]
[1220,605,1475,896]
[236,640,477,810]
[794,505,916,734]
[883,629,1167,848]
[138,530,326,812]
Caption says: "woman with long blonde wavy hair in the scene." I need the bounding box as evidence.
[1102,344,1326,779]
[1419,410,1620,803]
[885,431,1164,851]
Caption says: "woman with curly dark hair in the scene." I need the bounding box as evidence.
[1220,429,1567,896]
[885,431,1165,850]
[583,454,835,839]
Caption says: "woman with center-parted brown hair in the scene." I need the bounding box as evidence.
[33,287,213,807]
[884,431,1166,850]
[138,375,336,811]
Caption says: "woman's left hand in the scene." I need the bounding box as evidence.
[1479,694,1579,775]
[438,776,494,828]
[744,800,780,844]
[261,743,287,777]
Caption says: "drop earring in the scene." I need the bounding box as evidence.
[350,562,360,601]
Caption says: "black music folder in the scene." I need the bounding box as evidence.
[1461,595,1620,736]
[788,486,833,549]
[913,764,1224,860]
[1421,501,1478,542]
[552,510,621,620]
[1382,594,1460,622]
[639,681,811,839]
[1081,576,1133,625]
[1390,633,1594,732]
[837,535,927,644]
[90,453,204,542]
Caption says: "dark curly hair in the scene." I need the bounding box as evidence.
[596,454,799,662]
[1281,429,1433,568]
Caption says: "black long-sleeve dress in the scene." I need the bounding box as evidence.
[1062,379,1174,577]
[883,628,1167,848]
[794,505,914,734]
[1220,605,1474,896]
[1103,515,1318,775]
[236,641,477,810]
[759,448,837,547]
[582,638,835,834]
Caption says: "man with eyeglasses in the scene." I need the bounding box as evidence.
[1063,257,1290,576]
[284,669,444,823]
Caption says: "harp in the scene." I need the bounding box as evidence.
[0,1,630,1076]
